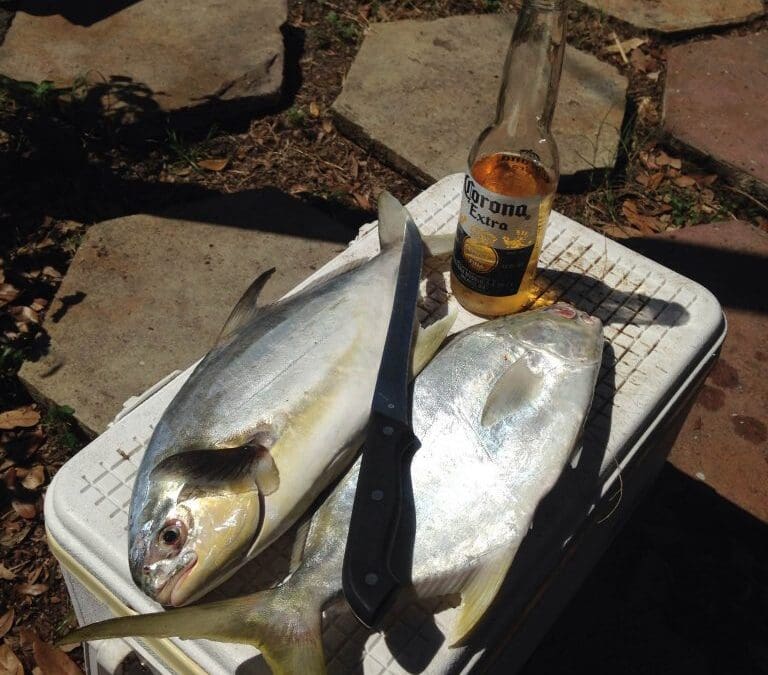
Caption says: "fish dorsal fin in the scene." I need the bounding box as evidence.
[411,303,458,376]
[215,268,276,346]
[448,545,518,647]
[481,355,542,428]
[152,446,279,498]
[377,191,410,250]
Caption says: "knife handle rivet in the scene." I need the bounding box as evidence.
[371,489,384,501]
[382,426,394,436]
[365,573,379,586]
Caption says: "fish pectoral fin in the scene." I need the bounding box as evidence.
[289,517,314,574]
[215,267,276,346]
[448,546,518,647]
[412,303,458,376]
[253,445,280,496]
[59,586,327,675]
[481,356,542,428]
[153,445,279,497]
[422,233,455,257]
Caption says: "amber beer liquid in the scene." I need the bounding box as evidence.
[451,0,566,316]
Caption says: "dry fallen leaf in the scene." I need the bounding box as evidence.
[0,523,31,548]
[10,306,39,327]
[26,565,43,585]
[352,192,371,210]
[11,500,37,520]
[600,224,632,239]
[0,407,40,430]
[321,119,333,134]
[289,184,311,195]
[622,200,665,235]
[639,150,659,171]
[309,101,320,117]
[22,629,83,675]
[16,583,49,596]
[673,175,697,188]
[606,37,647,54]
[21,465,46,490]
[0,284,19,306]
[655,150,682,170]
[0,643,23,675]
[197,158,229,172]
[0,610,14,639]
[637,96,659,125]
[41,266,62,281]
[629,49,655,73]
[647,172,665,190]
[692,173,718,188]
[0,564,15,581]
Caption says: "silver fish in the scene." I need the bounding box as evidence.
[64,302,603,674]
[128,192,456,607]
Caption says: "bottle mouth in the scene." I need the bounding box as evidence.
[523,0,566,10]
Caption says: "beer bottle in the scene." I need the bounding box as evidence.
[451,0,566,316]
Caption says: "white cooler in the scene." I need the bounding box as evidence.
[44,174,725,674]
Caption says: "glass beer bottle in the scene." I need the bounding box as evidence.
[451,0,566,316]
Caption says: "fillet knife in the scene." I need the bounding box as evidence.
[342,204,424,627]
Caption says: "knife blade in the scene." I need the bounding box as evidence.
[342,202,424,627]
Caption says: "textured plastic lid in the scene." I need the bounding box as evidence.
[45,173,724,674]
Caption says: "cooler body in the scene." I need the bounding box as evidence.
[44,174,725,674]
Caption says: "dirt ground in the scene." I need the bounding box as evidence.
[0,1,766,672]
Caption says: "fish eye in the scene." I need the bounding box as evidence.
[158,519,187,550]
[162,528,179,545]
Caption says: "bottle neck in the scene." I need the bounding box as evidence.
[495,0,566,137]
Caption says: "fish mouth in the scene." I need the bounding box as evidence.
[148,551,198,607]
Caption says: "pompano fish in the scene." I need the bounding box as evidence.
[128,192,456,607]
[64,303,603,674]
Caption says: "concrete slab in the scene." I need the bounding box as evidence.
[0,0,286,117]
[664,34,768,200]
[626,220,768,523]
[19,189,351,435]
[580,0,763,33]
[332,14,628,183]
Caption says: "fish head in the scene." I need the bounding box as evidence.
[130,489,260,607]
[517,302,604,364]
[129,442,278,607]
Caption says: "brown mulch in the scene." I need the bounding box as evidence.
[1,0,767,672]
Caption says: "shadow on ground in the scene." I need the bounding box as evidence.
[14,0,142,26]
[0,20,311,249]
[522,463,768,675]
[625,236,767,315]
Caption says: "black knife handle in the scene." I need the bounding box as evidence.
[342,412,420,627]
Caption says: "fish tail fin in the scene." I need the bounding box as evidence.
[377,190,412,250]
[59,586,327,675]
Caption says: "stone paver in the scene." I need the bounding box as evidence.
[0,0,286,116]
[19,190,351,435]
[580,0,763,33]
[626,221,768,523]
[664,34,768,200]
[332,14,627,183]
